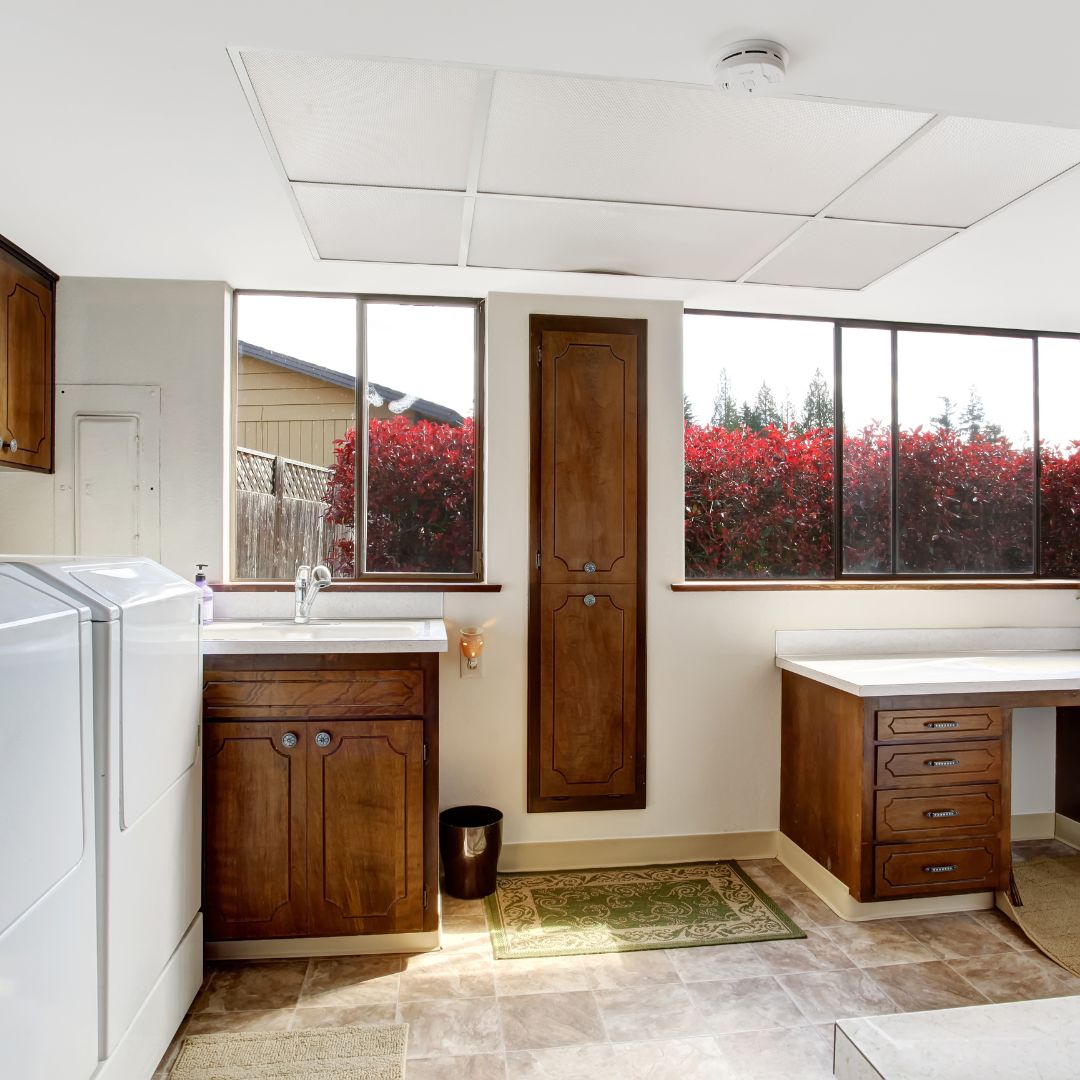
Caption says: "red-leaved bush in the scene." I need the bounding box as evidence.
[686,422,1080,578]
[324,417,475,575]
[325,417,1079,579]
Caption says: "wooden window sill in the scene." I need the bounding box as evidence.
[216,582,503,593]
[671,580,1080,592]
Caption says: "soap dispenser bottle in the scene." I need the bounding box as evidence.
[195,564,214,626]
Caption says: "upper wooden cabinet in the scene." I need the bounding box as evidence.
[529,315,647,813]
[0,236,57,473]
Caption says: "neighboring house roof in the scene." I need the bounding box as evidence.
[238,340,465,426]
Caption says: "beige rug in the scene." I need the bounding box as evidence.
[170,1023,408,1080]
[1012,855,1080,977]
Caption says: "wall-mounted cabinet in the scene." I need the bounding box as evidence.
[528,315,647,813]
[0,236,57,473]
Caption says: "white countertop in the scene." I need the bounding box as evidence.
[201,618,448,655]
[776,650,1080,697]
[835,995,1080,1079]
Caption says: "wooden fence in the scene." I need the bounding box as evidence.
[234,448,349,579]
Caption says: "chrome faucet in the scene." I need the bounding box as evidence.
[294,564,332,623]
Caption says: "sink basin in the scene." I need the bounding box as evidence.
[201,618,448,654]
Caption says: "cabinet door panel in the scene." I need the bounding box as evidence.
[0,248,54,473]
[308,720,425,935]
[203,722,307,939]
[539,330,638,584]
[538,584,638,800]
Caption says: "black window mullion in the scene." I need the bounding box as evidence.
[1033,336,1042,576]
[833,323,844,579]
[890,329,900,576]
[356,299,369,578]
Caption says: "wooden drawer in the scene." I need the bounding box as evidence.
[877,706,1002,742]
[875,784,1003,842]
[876,740,1002,788]
[874,838,1001,898]
[204,667,424,719]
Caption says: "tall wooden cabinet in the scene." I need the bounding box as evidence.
[0,235,56,473]
[528,315,647,812]
[202,654,438,940]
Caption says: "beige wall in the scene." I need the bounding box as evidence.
[1,279,1075,849]
[0,277,231,578]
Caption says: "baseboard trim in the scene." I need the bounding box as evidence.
[777,834,994,923]
[1012,812,1057,841]
[205,931,440,961]
[1055,813,1080,850]
[499,830,780,872]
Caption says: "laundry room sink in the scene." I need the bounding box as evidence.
[201,618,448,654]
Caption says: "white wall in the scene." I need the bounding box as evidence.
[1,278,1074,848]
[0,278,231,578]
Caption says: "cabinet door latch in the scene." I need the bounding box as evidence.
[423,884,429,908]
[423,742,428,764]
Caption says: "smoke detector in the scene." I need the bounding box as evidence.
[712,39,788,96]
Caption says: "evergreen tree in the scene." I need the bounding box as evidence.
[800,368,832,431]
[931,395,956,432]
[683,394,695,426]
[781,392,796,429]
[958,386,986,439]
[739,401,756,430]
[983,421,1004,440]
[754,382,781,429]
[710,369,740,429]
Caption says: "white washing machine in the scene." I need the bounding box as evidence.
[0,565,99,1080]
[4,556,204,1080]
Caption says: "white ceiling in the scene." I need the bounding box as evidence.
[3,1,1080,328]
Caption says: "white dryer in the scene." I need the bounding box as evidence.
[5,556,203,1080]
[0,565,98,1080]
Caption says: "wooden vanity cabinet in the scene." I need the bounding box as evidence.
[202,654,438,941]
[781,671,1012,903]
[0,236,57,473]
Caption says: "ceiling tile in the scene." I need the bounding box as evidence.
[241,51,482,189]
[292,184,464,264]
[478,72,931,215]
[827,115,1080,227]
[467,196,805,280]
[746,219,956,289]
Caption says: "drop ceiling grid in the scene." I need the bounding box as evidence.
[234,49,1080,289]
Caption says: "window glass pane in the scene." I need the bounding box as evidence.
[896,331,1034,574]
[1038,337,1080,577]
[234,295,358,580]
[363,302,477,574]
[684,314,834,578]
[841,327,892,574]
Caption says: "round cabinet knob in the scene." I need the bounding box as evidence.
[583,594,597,607]
[314,731,332,748]
[280,732,298,749]
[9,439,16,453]
[583,561,597,574]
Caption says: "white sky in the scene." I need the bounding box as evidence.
[684,314,1079,448]
[236,294,476,418]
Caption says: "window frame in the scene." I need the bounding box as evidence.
[684,308,1080,583]
[232,289,485,584]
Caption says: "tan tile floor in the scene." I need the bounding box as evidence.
[155,849,1080,1079]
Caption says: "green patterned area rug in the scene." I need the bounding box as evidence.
[483,860,805,959]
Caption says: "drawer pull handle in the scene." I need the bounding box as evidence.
[924,720,959,729]
[923,863,959,874]
[924,809,960,818]
[925,759,961,767]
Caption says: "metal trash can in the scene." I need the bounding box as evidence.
[439,805,503,900]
